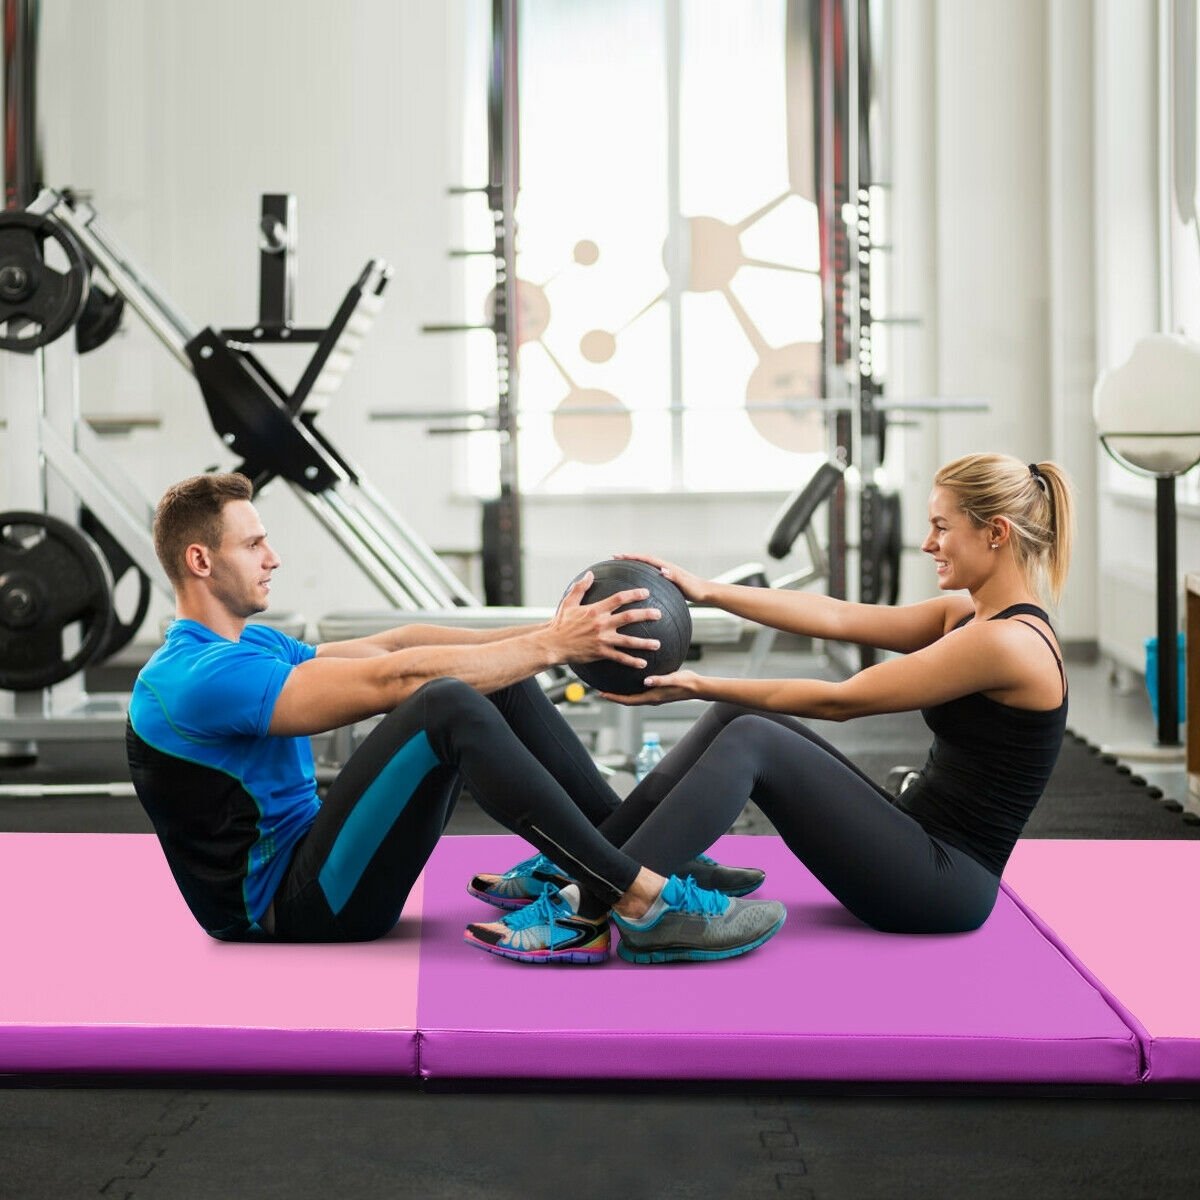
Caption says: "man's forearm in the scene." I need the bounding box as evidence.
[382,627,560,698]
[320,621,546,658]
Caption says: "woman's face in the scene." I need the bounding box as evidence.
[921,486,994,592]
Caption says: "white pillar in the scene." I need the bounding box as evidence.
[1048,0,1098,641]
[934,0,1050,466]
[885,0,941,600]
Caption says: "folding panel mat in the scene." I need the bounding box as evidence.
[1004,840,1200,1083]
[0,832,1162,1084]
[417,834,1142,1083]
[0,834,421,1075]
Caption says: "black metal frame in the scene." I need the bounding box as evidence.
[1100,432,1200,747]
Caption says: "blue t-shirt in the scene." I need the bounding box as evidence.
[126,619,319,938]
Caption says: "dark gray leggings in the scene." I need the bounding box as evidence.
[602,703,1001,934]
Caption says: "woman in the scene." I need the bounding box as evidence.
[472,453,1073,940]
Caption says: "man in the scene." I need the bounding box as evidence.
[126,473,785,964]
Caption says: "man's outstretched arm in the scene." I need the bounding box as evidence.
[268,573,661,736]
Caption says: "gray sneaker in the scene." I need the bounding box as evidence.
[678,853,765,897]
[611,874,786,964]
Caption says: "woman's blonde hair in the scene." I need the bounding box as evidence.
[934,453,1074,605]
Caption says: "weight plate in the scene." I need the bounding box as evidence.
[79,507,152,661]
[0,212,90,353]
[867,489,903,607]
[0,512,115,690]
[76,272,125,354]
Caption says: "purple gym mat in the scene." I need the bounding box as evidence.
[415,834,1143,1083]
[0,834,421,1075]
[2,832,1179,1083]
[1005,840,1200,1083]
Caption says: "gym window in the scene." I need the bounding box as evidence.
[459,0,827,497]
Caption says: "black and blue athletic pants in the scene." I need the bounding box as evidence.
[271,677,641,941]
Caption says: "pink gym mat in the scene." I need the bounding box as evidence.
[0,832,1186,1083]
[0,834,421,1074]
[416,834,1142,1083]
[1004,840,1200,1083]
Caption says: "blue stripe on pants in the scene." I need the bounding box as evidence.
[318,730,439,915]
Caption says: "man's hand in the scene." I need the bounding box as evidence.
[548,571,663,670]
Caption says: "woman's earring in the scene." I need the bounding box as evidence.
[990,542,999,550]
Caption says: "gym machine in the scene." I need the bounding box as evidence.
[0,181,441,756]
[0,202,162,756]
[416,0,524,606]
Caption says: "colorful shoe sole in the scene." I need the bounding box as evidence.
[466,883,536,911]
[463,927,609,964]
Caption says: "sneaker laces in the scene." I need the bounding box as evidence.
[500,884,571,947]
[500,852,560,880]
[664,874,730,916]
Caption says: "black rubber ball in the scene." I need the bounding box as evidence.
[566,559,693,695]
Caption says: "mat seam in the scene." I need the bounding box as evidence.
[1000,878,1152,1081]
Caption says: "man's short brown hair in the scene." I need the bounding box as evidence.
[152,472,254,585]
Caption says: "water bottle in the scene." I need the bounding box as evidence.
[634,731,664,782]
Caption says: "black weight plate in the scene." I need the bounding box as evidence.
[76,273,125,354]
[79,507,152,661]
[0,512,114,690]
[867,489,903,607]
[0,212,90,353]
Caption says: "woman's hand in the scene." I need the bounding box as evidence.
[599,669,703,705]
[612,553,711,604]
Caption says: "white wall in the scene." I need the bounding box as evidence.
[884,0,1200,667]
[28,0,478,629]
[1093,0,1200,670]
[885,0,1100,641]
[7,0,788,632]
[9,0,1194,662]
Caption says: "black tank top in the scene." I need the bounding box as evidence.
[896,603,1067,877]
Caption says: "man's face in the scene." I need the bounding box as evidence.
[205,500,281,617]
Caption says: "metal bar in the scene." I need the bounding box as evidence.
[368,397,989,422]
[41,418,169,593]
[315,487,439,606]
[0,350,44,509]
[48,194,197,368]
[309,485,453,611]
[665,0,685,491]
[2,0,40,210]
[258,193,297,329]
[337,481,463,606]
[1156,475,1181,746]
[80,203,200,341]
[292,488,422,610]
[0,782,137,798]
[353,477,479,605]
[491,0,524,605]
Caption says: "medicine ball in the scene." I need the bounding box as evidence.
[566,559,693,695]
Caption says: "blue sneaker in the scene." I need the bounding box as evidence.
[464,886,610,964]
[611,875,786,964]
[468,852,575,910]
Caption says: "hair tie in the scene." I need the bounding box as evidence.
[1029,462,1047,492]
